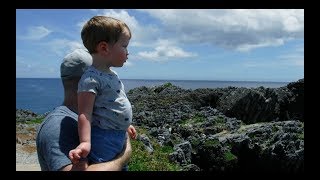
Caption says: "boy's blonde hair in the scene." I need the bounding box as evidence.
[81,16,131,54]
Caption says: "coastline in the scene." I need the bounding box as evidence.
[17,78,289,115]
[16,122,40,171]
[16,79,304,172]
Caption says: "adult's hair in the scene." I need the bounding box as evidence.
[81,16,131,54]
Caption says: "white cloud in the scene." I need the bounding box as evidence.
[140,9,304,51]
[101,9,139,32]
[236,38,285,52]
[138,39,197,61]
[81,10,198,62]
[47,39,84,56]
[18,26,52,40]
[137,39,196,61]
[138,45,196,61]
[98,9,160,47]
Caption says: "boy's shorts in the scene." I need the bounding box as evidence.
[88,126,126,163]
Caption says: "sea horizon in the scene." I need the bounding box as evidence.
[16,77,291,83]
[16,78,295,114]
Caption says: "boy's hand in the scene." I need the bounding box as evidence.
[69,148,83,164]
[127,125,137,140]
[69,142,91,164]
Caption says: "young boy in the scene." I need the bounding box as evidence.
[69,16,136,170]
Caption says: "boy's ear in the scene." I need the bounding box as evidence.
[97,41,110,54]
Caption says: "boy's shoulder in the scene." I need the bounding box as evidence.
[110,69,118,76]
[79,66,101,82]
[83,66,98,75]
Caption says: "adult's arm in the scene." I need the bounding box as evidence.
[61,137,132,171]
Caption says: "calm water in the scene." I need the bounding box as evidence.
[16,78,288,114]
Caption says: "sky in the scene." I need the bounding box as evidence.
[16,9,304,82]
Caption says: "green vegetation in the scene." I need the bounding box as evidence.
[136,125,149,134]
[158,97,174,106]
[25,118,44,124]
[128,126,181,171]
[203,139,220,148]
[133,101,142,108]
[190,138,201,151]
[163,82,173,88]
[248,133,255,139]
[272,125,279,132]
[128,140,181,171]
[298,122,304,140]
[161,145,175,154]
[180,115,206,125]
[224,151,237,162]
[214,116,225,124]
[298,132,304,140]
[193,115,206,123]
[153,82,174,94]
[178,119,188,125]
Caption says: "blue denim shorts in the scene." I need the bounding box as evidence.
[88,126,126,163]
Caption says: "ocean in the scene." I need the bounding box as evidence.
[16,78,289,115]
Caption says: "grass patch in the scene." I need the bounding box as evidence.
[128,139,180,171]
[224,151,237,162]
[272,125,279,132]
[163,82,173,88]
[180,115,206,125]
[160,145,174,154]
[298,132,304,140]
[128,126,181,171]
[214,116,225,124]
[193,115,206,123]
[203,139,220,148]
[25,118,44,124]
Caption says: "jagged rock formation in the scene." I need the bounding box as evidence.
[16,78,304,172]
[127,79,304,172]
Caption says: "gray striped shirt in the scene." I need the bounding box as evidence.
[78,66,132,130]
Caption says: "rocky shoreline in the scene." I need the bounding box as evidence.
[16,78,304,172]
[16,120,40,170]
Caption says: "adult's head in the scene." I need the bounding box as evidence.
[81,16,131,54]
[60,48,92,81]
[60,49,92,107]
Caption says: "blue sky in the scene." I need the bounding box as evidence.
[16,9,304,82]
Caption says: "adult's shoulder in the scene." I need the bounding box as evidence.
[39,106,78,132]
[44,106,77,120]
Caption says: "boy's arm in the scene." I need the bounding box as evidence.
[77,92,96,156]
[78,91,95,141]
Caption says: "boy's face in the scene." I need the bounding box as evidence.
[109,29,130,67]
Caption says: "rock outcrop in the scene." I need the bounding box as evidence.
[16,78,304,172]
[127,79,304,172]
